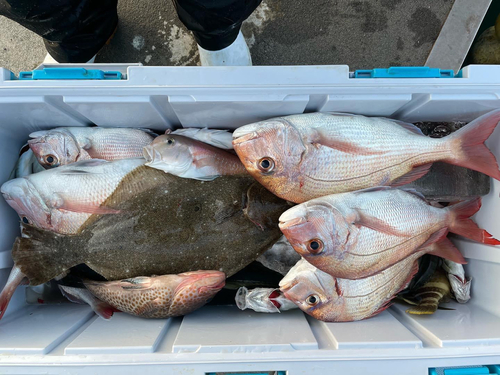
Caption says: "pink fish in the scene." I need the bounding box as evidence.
[279,255,418,322]
[144,134,246,180]
[28,127,155,168]
[1,158,144,234]
[279,187,499,279]
[232,110,500,203]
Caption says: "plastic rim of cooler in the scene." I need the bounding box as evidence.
[0,64,499,375]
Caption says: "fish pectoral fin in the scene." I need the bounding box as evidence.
[80,137,92,150]
[134,298,162,317]
[121,277,153,290]
[55,196,121,215]
[313,129,387,155]
[400,188,427,201]
[353,210,410,237]
[60,159,108,170]
[390,163,433,187]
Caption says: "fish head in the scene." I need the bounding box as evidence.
[279,201,350,261]
[143,134,193,175]
[1,178,53,230]
[280,259,343,321]
[172,270,226,311]
[232,119,306,198]
[28,130,80,168]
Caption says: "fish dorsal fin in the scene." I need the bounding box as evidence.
[387,118,425,135]
[136,128,159,138]
[325,112,425,136]
[353,186,394,194]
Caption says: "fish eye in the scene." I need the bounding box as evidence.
[306,294,319,306]
[44,154,58,166]
[22,216,30,224]
[258,157,275,173]
[166,138,175,146]
[307,239,324,254]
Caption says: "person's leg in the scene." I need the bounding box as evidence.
[0,0,118,63]
[172,0,261,66]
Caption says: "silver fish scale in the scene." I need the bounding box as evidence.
[70,128,154,160]
[26,158,145,234]
[283,113,451,198]
[285,257,415,321]
[301,189,448,278]
[336,256,415,320]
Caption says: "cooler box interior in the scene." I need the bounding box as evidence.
[0,64,500,374]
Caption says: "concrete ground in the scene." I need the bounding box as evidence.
[0,0,454,74]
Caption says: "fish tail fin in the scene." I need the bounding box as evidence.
[443,109,500,180]
[447,198,500,245]
[12,226,82,285]
[0,266,28,320]
[406,303,438,315]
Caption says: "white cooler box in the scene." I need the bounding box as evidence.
[0,64,500,375]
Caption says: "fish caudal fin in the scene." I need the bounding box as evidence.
[12,225,83,285]
[448,198,500,245]
[0,266,28,320]
[444,109,500,180]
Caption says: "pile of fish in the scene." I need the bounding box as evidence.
[0,108,499,322]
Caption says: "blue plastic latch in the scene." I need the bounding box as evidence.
[18,68,122,80]
[354,66,455,78]
[430,366,500,375]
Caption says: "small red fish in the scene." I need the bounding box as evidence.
[84,271,225,318]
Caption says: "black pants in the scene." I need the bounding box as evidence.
[0,0,261,63]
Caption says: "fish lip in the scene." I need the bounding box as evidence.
[279,216,307,230]
[232,130,259,145]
